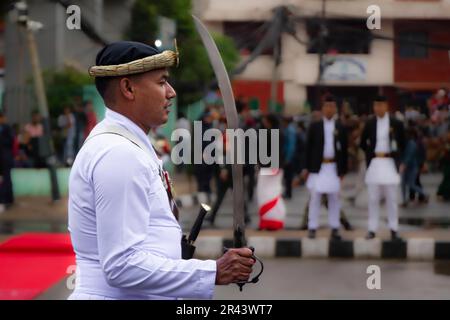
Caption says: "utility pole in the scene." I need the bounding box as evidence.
[269,6,286,113]
[315,0,327,109]
[270,39,280,113]
[14,1,60,202]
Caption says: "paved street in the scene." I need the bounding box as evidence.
[214,259,450,299]
[37,259,450,300]
[33,171,450,300]
[178,173,450,233]
[1,172,449,300]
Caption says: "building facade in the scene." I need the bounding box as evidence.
[4,0,134,124]
[194,0,450,115]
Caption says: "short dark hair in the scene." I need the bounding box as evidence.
[324,95,336,103]
[374,95,387,102]
[407,127,418,140]
[95,76,116,100]
[264,113,280,129]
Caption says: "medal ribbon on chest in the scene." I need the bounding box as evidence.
[159,167,179,220]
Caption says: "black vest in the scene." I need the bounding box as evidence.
[305,119,348,176]
[360,116,406,169]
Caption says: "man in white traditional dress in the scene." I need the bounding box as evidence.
[304,96,348,240]
[360,96,406,241]
[67,41,254,300]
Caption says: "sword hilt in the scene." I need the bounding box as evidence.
[223,246,264,291]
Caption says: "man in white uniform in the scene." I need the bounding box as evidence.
[304,96,348,240]
[360,96,406,241]
[68,41,254,300]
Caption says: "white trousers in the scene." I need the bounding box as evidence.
[367,184,398,232]
[308,191,340,230]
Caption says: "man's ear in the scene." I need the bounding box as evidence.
[119,78,135,101]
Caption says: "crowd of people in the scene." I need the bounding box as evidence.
[8,100,98,169]
[56,100,98,166]
[0,100,98,211]
[186,88,450,238]
[0,86,448,232]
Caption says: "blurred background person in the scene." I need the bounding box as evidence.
[237,101,257,203]
[205,117,250,227]
[304,96,348,240]
[291,120,306,188]
[58,106,76,166]
[174,111,191,173]
[83,100,98,140]
[73,102,87,156]
[400,127,429,207]
[150,128,172,170]
[360,96,405,241]
[0,112,14,208]
[24,111,46,168]
[428,88,449,116]
[12,123,32,168]
[437,129,450,201]
[408,123,428,203]
[281,116,297,199]
[194,107,219,203]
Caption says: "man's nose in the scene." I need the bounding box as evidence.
[166,83,176,99]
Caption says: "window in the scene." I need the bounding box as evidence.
[398,31,428,58]
[306,19,371,54]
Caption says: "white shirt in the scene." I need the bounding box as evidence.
[305,117,340,193]
[375,113,390,153]
[323,117,335,159]
[366,113,399,185]
[68,108,216,300]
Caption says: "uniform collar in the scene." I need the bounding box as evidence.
[104,107,161,165]
[323,116,336,124]
[376,113,389,122]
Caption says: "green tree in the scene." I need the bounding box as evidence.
[43,67,93,118]
[125,0,239,106]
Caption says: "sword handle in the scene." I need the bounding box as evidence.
[222,246,264,291]
[187,203,210,243]
[238,246,254,291]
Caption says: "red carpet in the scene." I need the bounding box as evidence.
[0,233,75,300]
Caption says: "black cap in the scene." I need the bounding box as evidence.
[95,41,161,66]
[324,95,336,103]
[374,95,387,102]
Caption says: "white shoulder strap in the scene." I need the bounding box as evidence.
[84,124,180,220]
[84,124,154,160]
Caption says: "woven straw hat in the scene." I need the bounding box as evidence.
[89,40,179,77]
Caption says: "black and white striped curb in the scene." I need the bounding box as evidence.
[192,236,450,260]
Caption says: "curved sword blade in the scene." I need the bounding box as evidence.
[192,15,246,247]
